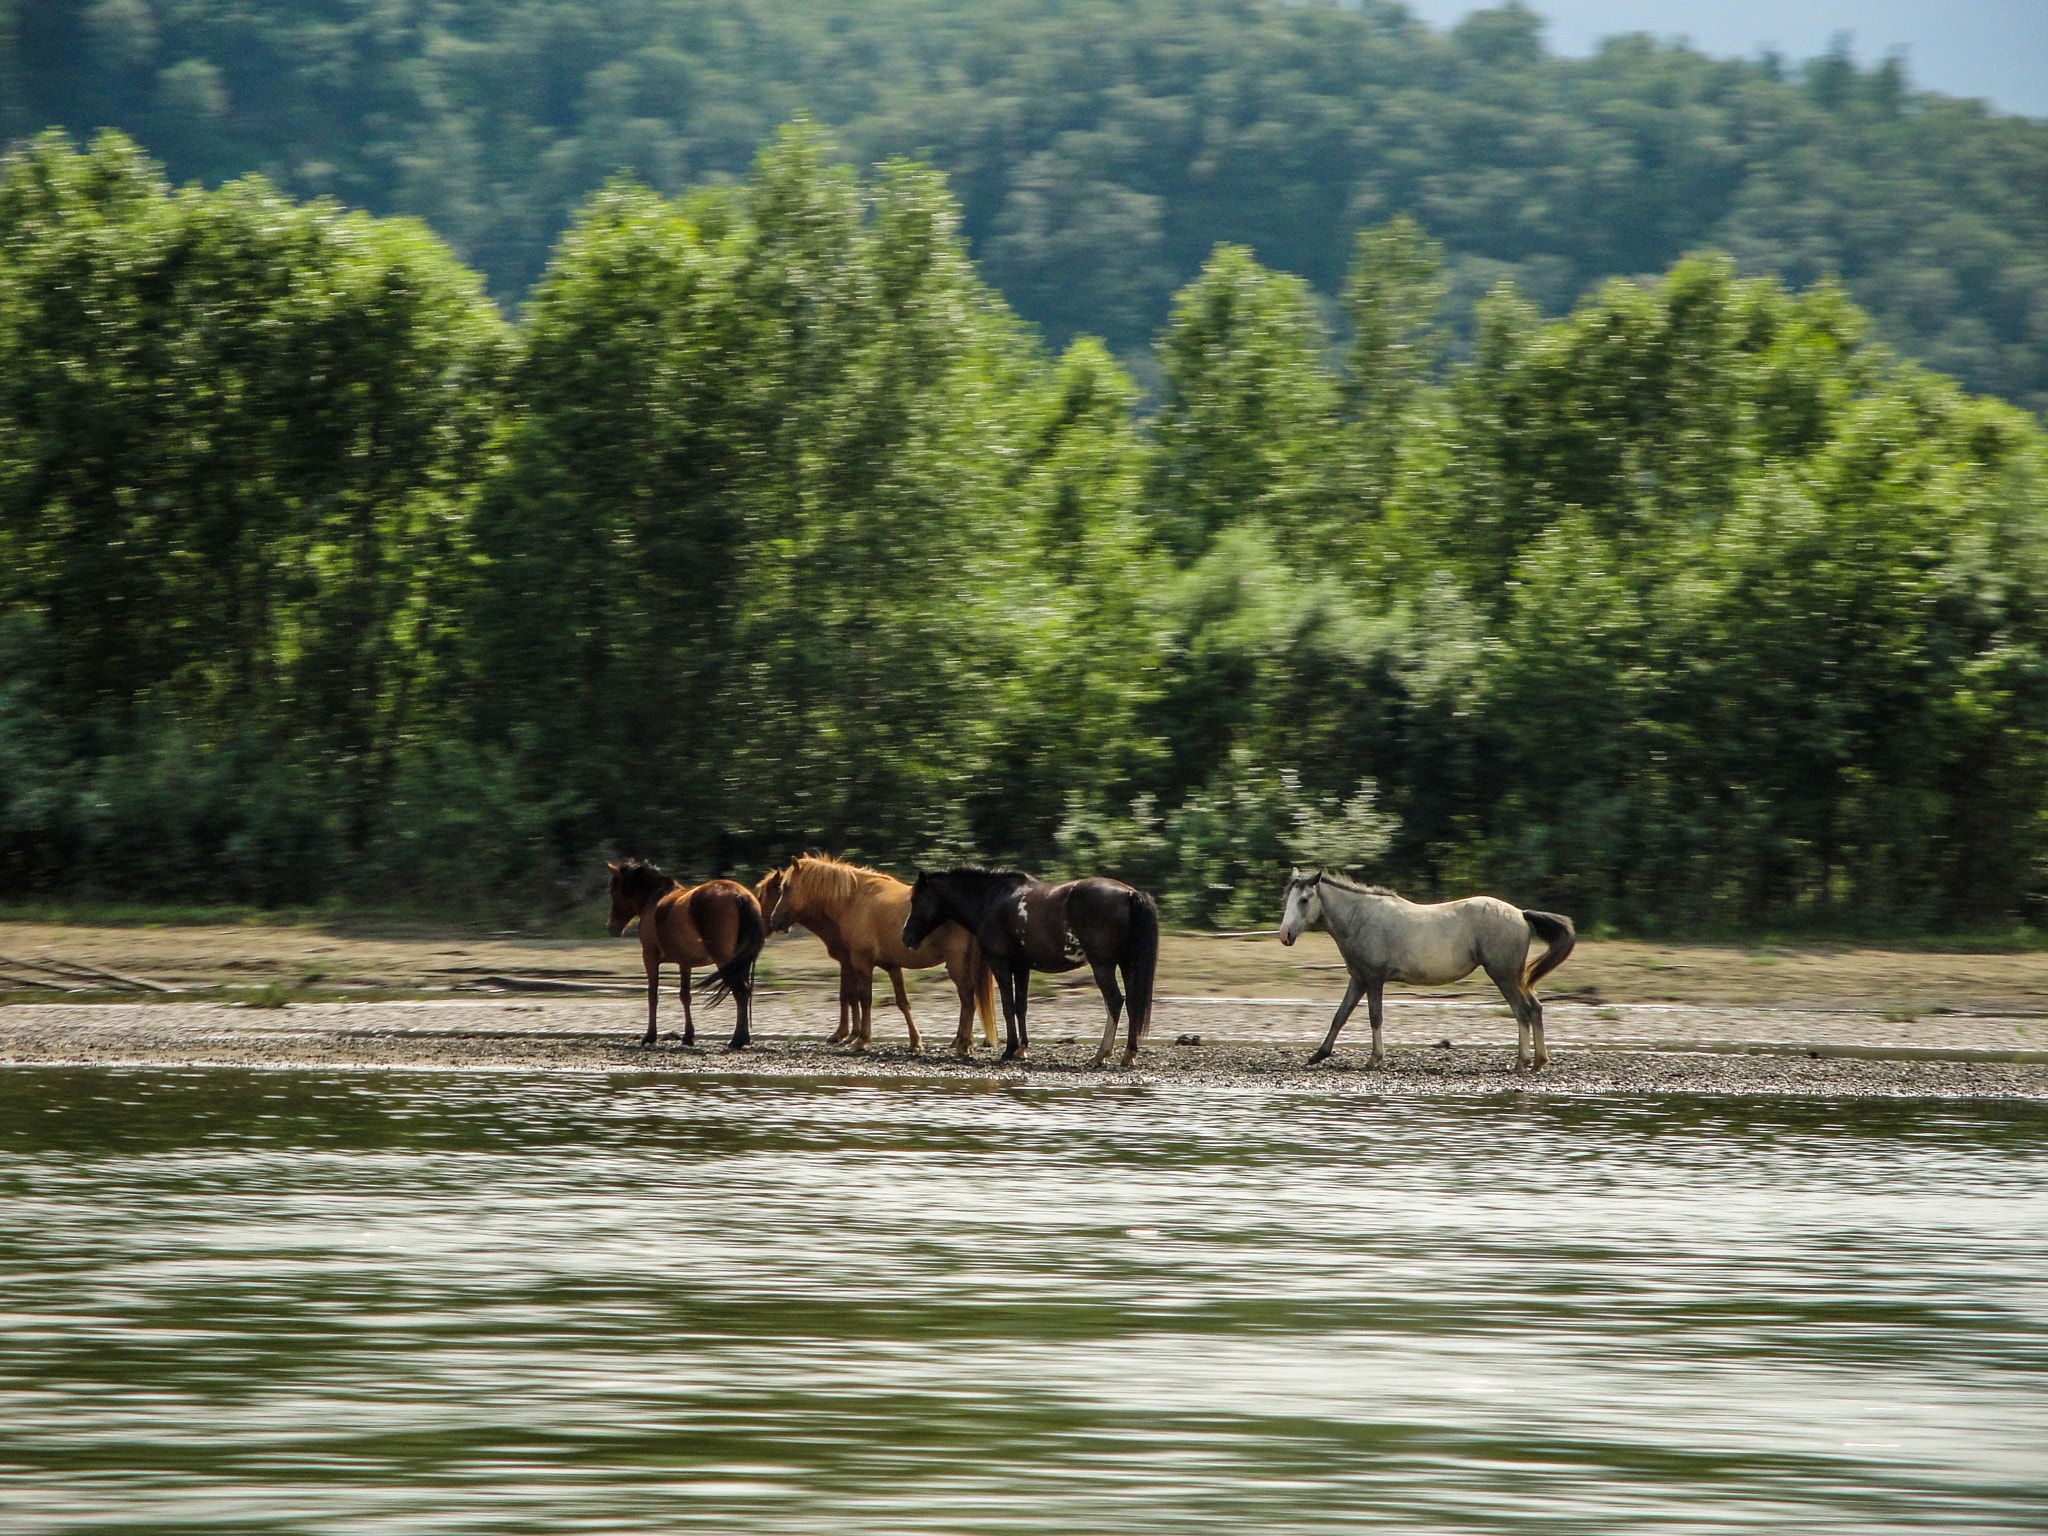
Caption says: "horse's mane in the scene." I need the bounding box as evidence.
[615,857,678,898]
[784,852,903,912]
[925,863,1032,884]
[1310,870,1400,898]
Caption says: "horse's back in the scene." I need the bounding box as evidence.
[1343,892,1529,985]
[1057,877,1147,956]
[678,879,761,960]
[831,869,942,965]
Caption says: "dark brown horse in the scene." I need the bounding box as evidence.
[902,866,1158,1067]
[607,859,765,1049]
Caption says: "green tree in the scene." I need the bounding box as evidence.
[1145,245,1341,563]
[475,126,1147,871]
[0,129,507,893]
[0,129,506,758]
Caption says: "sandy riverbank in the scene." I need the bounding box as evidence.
[5,992,2045,1098]
[8,916,2048,1095]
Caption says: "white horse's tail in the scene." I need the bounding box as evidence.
[1521,910,1576,988]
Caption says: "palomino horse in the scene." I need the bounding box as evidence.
[607,859,766,1049]
[902,866,1158,1067]
[1278,869,1575,1071]
[756,854,996,1054]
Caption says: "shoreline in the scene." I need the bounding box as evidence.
[6,996,2047,1098]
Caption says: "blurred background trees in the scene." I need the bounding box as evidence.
[4,117,2047,932]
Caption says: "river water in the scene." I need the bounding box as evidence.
[1,1069,2044,1534]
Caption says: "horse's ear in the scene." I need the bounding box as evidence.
[606,862,618,872]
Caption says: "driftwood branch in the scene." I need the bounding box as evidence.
[0,953,182,993]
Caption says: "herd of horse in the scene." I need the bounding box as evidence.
[606,854,1576,1072]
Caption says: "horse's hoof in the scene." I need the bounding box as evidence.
[1306,1050,1331,1066]
[1090,1052,1110,1069]
[1366,1057,1385,1072]
[1119,1051,1138,1069]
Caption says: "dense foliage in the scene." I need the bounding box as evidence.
[5,128,2048,932]
[11,0,2048,413]
[0,130,507,900]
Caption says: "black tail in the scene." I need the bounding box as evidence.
[1521,909,1576,989]
[698,895,767,1007]
[1123,889,1160,1038]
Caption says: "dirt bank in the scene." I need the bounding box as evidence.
[9,917,2048,1013]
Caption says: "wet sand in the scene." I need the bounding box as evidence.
[4,992,2045,1098]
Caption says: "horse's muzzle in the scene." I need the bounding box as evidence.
[607,920,626,938]
[1279,927,1295,947]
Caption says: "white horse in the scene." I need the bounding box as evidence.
[1278,869,1575,1071]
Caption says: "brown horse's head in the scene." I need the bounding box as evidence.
[755,865,795,934]
[607,859,674,937]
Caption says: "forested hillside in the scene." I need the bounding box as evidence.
[5,128,2047,931]
[8,0,2048,413]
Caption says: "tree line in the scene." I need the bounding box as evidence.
[9,0,2048,415]
[3,126,2046,932]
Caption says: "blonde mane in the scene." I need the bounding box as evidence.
[782,852,902,915]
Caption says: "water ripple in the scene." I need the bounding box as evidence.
[1,1070,2044,1533]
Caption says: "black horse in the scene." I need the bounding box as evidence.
[902,866,1159,1067]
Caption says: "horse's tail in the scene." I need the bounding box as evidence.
[1521,909,1576,990]
[699,890,767,1007]
[1124,888,1160,1036]
[971,946,997,1040]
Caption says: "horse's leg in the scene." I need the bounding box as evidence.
[947,955,975,1056]
[1089,960,1124,1069]
[1307,973,1367,1065]
[1119,961,1147,1070]
[643,957,661,1047]
[1012,962,1034,1060]
[1485,963,1536,1071]
[832,961,855,1044]
[728,961,752,1051]
[679,966,695,1047]
[1365,976,1387,1069]
[848,961,876,1052]
[992,967,1017,1058]
[884,965,919,1052]
[996,965,1028,1062]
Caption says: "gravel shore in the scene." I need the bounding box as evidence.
[6,994,2046,1098]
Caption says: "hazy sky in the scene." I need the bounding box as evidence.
[1398,0,2047,117]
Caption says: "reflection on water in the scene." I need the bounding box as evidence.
[2,1070,2044,1534]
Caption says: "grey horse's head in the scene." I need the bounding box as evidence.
[1279,869,1324,946]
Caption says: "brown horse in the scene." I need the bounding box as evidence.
[607,859,766,1049]
[756,854,997,1054]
